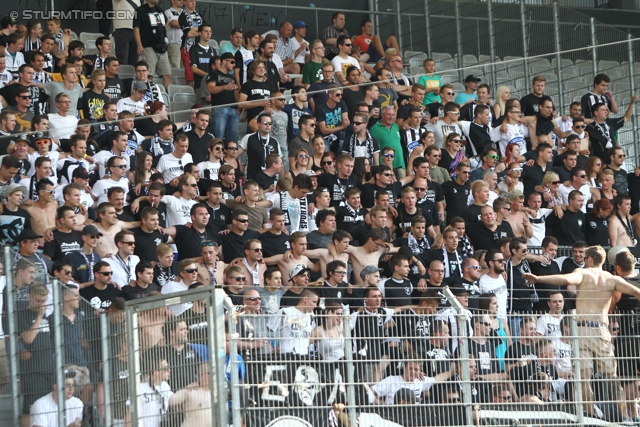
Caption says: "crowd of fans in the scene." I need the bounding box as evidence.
[0,4,638,427]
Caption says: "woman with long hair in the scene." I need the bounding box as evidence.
[439,133,467,176]
[135,101,175,137]
[133,151,154,196]
[353,157,372,185]
[586,199,614,246]
[541,171,563,208]
[320,151,337,175]
[584,156,603,188]
[310,302,344,362]
[493,86,510,119]
[504,142,521,166]
[311,135,327,173]
[222,140,244,185]
[286,148,311,180]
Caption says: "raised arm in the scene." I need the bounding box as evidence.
[523,270,583,287]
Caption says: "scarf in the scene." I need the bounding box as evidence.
[279,190,308,233]
[345,130,376,161]
[448,149,464,176]
[443,248,462,277]
[458,236,473,259]
[408,232,429,254]
[149,134,175,158]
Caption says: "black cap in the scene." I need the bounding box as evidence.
[465,74,481,83]
[1,16,17,29]
[72,167,89,179]
[17,229,43,241]
[220,52,235,61]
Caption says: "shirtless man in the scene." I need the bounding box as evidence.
[92,202,139,258]
[24,178,57,244]
[609,194,637,247]
[339,227,398,286]
[236,239,267,287]
[266,232,321,285]
[302,230,352,281]
[364,192,396,234]
[504,190,533,240]
[168,363,212,427]
[524,245,640,419]
[197,241,225,287]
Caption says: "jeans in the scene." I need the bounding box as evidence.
[113,29,138,66]
[210,106,239,143]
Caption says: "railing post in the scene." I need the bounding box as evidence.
[52,279,66,427]
[125,308,140,427]
[100,312,112,427]
[454,0,464,82]
[424,0,432,56]
[210,290,229,427]
[227,305,242,427]
[395,0,403,55]
[569,310,585,424]
[342,311,357,427]
[552,0,565,112]
[487,0,497,90]
[4,246,20,427]
[520,0,530,88]
[627,34,639,166]
[591,17,598,76]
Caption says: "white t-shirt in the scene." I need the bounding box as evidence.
[27,151,60,181]
[91,177,130,205]
[54,185,93,209]
[164,7,183,45]
[105,254,140,288]
[157,153,193,184]
[331,55,360,81]
[369,374,435,405]
[430,120,463,148]
[555,339,572,373]
[290,37,309,65]
[536,314,563,341]
[116,97,146,115]
[161,280,193,315]
[138,381,173,427]
[30,393,84,427]
[267,305,315,355]
[162,195,196,226]
[0,70,13,88]
[271,53,284,71]
[266,191,309,233]
[527,208,554,247]
[47,113,79,139]
[57,157,93,185]
[92,150,131,178]
[198,160,221,181]
[558,183,591,213]
[478,274,508,318]
[491,123,527,157]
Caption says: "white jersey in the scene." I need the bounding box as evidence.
[558,183,591,213]
[161,195,196,226]
[116,97,146,115]
[0,70,13,88]
[30,393,84,427]
[92,150,131,178]
[267,306,315,355]
[369,374,435,405]
[198,160,221,181]
[91,177,130,205]
[266,191,310,233]
[536,314,563,341]
[138,381,173,427]
[157,153,193,183]
[479,274,508,318]
[161,280,193,315]
[491,123,527,156]
[527,208,554,247]
[27,151,59,181]
[105,254,140,288]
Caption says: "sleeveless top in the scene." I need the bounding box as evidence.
[598,188,614,204]
[311,157,323,173]
[495,317,508,371]
[317,327,344,362]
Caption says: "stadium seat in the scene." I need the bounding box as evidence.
[451,82,465,93]
[219,40,231,50]
[551,58,573,68]
[431,52,452,63]
[564,80,586,94]
[478,54,491,64]
[439,60,457,75]
[172,68,185,78]
[168,84,195,101]
[462,54,478,67]
[173,76,188,85]
[409,66,424,77]
[70,31,79,41]
[79,32,105,43]
[404,51,427,62]
[120,64,135,75]
[208,40,219,51]
[531,64,553,75]
[169,101,192,123]
[173,93,197,103]
[152,76,163,85]
[409,58,425,69]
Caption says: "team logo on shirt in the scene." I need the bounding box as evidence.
[590,221,597,228]
[578,219,583,227]
[220,214,225,220]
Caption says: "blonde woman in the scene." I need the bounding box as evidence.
[493,86,510,118]
[286,148,311,180]
[590,169,616,204]
[541,171,563,208]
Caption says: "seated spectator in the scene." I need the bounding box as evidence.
[352,19,399,64]
[322,12,349,60]
[29,372,84,427]
[161,259,199,316]
[121,261,160,300]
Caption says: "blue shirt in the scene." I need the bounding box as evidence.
[454,92,478,105]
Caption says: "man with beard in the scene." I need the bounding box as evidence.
[479,249,508,318]
[80,260,123,311]
[445,256,482,312]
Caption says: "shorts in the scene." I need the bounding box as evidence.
[578,324,616,375]
[366,42,387,63]
[143,47,172,77]
[181,48,194,82]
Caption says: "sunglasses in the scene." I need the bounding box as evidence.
[183,268,198,273]
[551,180,561,185]
[353,121,365,126]
[233,277,247,282]
[226,146,238,150]
[88,235,101,239]
[98,271,113,276]
[383,153,395,158]
[309,123,317,127]
[342,43,352,47]
[236,218,249,223]
[201,241,216,247]
[18,95,31,99]
[112,164,127,169]
[322,161,333,165]
[214,147,223,151]
[492,259,505,263]
[35,139,50,145]
[510,168,523,173]
[575,124,586,129]
[482,321,492,327]
[465,265,481,270]
[39,189,54,194]
[261,122,272,125]
[578,174,587,178]
[487,154,500,160]
[227,60,236,64]
[414,187,426,191]
[244,296,260,301]
[250,248,263,252]
[189,183,198,187]
[333,93,343,97]
[451,139,462,143]
[121,241,136,245]
[382,173,394,177]
[298,154,309,159]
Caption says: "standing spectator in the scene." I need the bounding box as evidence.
[83,37,112,73]
[609,193,637,247]
[80,261,123,311]
[183,110,213,165]
[520,75,546,116]
[284,87,312,144]
[164,317,202,389]
[164,0,184,69]
[43,63,83,114]
[179,0,206,88]
[189,24,216,92]
[343,112,380,165]
[30,373,84,427]
[442,162,472,219]
[587,98,637,160]
[219,210,260,263]
[307,61,335,112]
[4,33,25,79]
[99,57,125,101]
[207,52,239,143]
[317,154,357,206]
[478,249,508,318]
[267,289,318,356]
[238,60,276,123]
[322,12,349,60]
[536,290,564,341]
[112,0,140,65]
[546,190,585,246]
[234,30,260,87]
[104,230,140,288]
[370,106,404,175]
[121,261,159,300]
[302,40,326,89]
[257,38,281,90]
[238,113,283,179]
[47,93,79,140]
[133,0,172,90]
[454,75,480,105]
[581,74,619,119]
[91,156,130,205]
[64,224,103,287]
[291,21,310,72]
[43,206,82,261]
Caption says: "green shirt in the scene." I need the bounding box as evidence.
[370,122,404,169]
[418,74,442,105]
[429,166,451,184]
[302,60,323,85]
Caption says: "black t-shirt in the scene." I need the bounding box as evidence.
[467,339,500,376]
[318,281,351,306]
[396,310,434,357]
[131,227,169,262]
[254,171,277,191]
[343,87,364,120]
[521,163,549,199]
[529,260,562,312]
[121,282,161,300]
[174,225,219,261]
[219,229,260,263]
[43,229,83,261]
[317,173,358,207]
[359,182,401,209]
[205,69,235,106]
[80,284,123,310]
[203,202,231,235]
[280,289,303,308]
[394,206,434,235]
[426,102,444,119]
[102,76,126,101]
[586,118,625,160]
[258,231,290,257]
[134,3,168,48]
[505,259,534,313]
[315,100,348,138]
[80,90,109,121]
[240,79,277,121]
[179,308,209,345]
[466,222,514,251]
[520,93,543,116]
[441,180,471,219]
[335,204,366,234]
[546,209,586,246]
[16,305,54,372]
[506,341,538,395]
[116,207,137,222]
[186,129,215,165]
[381,277,413,307]
[133,200,167,228]
[189,44,216,90]
[420,249,462,280]
[584,213,610,247]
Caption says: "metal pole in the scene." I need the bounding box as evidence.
[552,0,565,112]
[315,10,319,41]
[210,290,229,427]
[395,0,403,55]
[569,310,584,424]
[52,279,66,427]
[4,246,20,427]
[627,34,639,166]
[424,0,432,56]
[342,311,357,427]
[487,0,497,91]
[100,313,112,427]
[125,308,140,427]
[368,0,375,35]
[454,0,464,82]
[228,305,242,427]
[520,0,530,88]
[591,17,598,76]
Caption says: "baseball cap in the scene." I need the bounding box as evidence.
[360,265,383,280]
[293,20,308,29]
[6,183,26,195]
[72,167,89,179]
[302,170,317,177]
[133,81,148,92]
[220,52,235,61]
[17,229,43,241]
[289,264,311,281]
[464,74,481,83]
[1,16,17,29]
[82,225,103,237]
